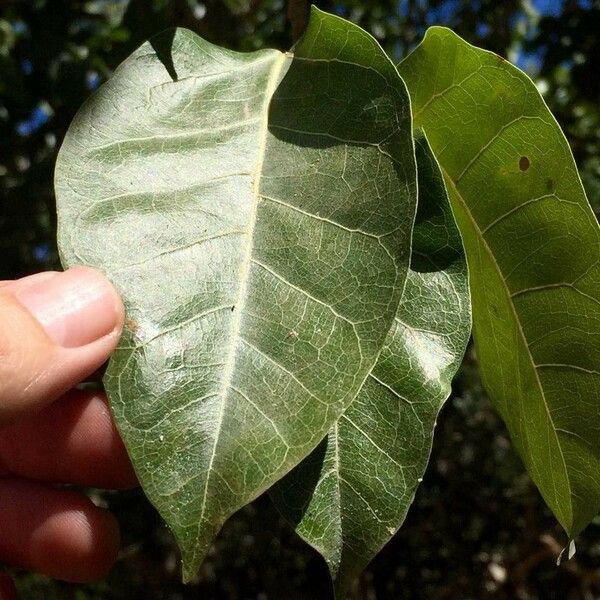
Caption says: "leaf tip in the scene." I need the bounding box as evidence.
[175,529,213,585]
[422,24,456,41]
[556,539,577,566]
[180,546,205,584]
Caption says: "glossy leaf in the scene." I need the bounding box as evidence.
[55,8,417,580]
[271,132,471,596]
[399,27,600,539]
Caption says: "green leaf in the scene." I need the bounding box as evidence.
[55,8,417,580]
[271,132,471,596]
[399,27,600,539]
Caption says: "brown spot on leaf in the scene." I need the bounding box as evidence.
[546,177,555,192]
[285,330,299,342]
[125,318,139,335]
[519,156,530,171]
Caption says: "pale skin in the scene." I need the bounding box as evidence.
[0,267,136,598]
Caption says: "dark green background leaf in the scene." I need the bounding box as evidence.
[272,132,471,596]
[399,27,600,540]
[55,8,416,580]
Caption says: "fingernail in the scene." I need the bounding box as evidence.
[16,267,122,348]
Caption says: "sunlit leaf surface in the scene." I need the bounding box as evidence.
[399,27,600,540]
[55,8,416,579]
[272,132,471,596]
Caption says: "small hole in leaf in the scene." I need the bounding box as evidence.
[519,156,530,171]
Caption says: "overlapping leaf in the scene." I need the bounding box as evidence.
[55,8,417,580]
[399,27,600,539]
[55,6,600,590]
[271,132,471,596]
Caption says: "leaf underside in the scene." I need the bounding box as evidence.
[54,7,600,592]
[55,8,417,580]
[271,132,471,597]
[399,27,600,539]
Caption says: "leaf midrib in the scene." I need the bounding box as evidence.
[439,163,573,530]
[195,51,289,552]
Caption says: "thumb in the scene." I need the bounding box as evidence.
[0,267,124,423]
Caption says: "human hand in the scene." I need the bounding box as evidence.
[0,267,137,598]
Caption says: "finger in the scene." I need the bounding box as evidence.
[0,267,124,424]
[0,572,16,600]
[82,362,109,383]
[0,479,120,582]
[1,271,58,292]
[0,391,137,489]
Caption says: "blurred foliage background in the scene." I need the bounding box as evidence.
[1,0,599,598]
